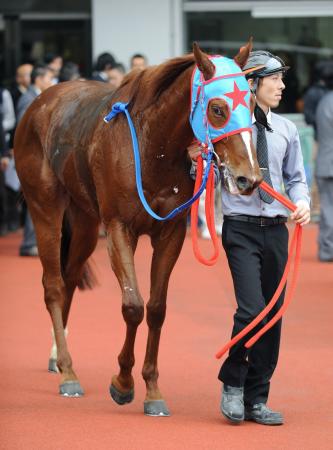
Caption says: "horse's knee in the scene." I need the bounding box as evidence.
[122,300,144,327]
[146,303,166,329]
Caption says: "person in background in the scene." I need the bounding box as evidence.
[45,53,63,84]
[0,82,16,235]
[130,53,147,71]
[1,86,15,147]
[314,61,333,263]
[303,60,328,137]
[59,62,81,82]
[10,64,33,111]
[303,60,328,223]
[16,64,54,256]
[7,64,33,233]
[92,52,116,82]
[108,63,126,90]
[0,97,10,236]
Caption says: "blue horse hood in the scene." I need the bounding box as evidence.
[190,56,252,144]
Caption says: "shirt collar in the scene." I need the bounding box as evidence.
[252,108,272,125]
[99,71,109,81]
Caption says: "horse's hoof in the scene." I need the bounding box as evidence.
[59,381,84,397]
[48,358,59,373]
[109,383,134,405]
[144,400,171,417]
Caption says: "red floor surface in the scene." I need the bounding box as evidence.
[1,225,333,450]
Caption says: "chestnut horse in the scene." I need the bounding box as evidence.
[14,42,261,416]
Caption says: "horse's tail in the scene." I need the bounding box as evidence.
[60,212,98,291]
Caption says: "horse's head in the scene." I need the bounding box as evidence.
[191,40,262,195]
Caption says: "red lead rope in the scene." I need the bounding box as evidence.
[191,155,220,265]
[190,162,303,357]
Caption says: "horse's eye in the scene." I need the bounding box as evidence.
[212,105,223,116]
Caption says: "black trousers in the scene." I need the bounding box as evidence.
[218,219,288,406]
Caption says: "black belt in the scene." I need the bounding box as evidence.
[224,215,287,227]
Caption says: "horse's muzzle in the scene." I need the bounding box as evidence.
[236,176,262,194]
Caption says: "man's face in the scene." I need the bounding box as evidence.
[108,68,124,89]
[131,57,146,71]
[48,57,63,78]
[37,70,54,92]
[16,64,33,88]
[255,72,285,110]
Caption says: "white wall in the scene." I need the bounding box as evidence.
[92,0,183,70]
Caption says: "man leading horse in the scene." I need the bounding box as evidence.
[189,50,310,425]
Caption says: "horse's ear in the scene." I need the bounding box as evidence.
[234,37,253,69]
[193,42,215,81]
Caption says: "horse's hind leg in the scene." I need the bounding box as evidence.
[26,194,84,396]
[143,218,187,417]
[48,203,99,376]
[106,219,144,405]
[21,158,92,398]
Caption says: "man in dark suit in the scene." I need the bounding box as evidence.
[10,64,33,111]
[315,61,333,262]
[16,64,53,256]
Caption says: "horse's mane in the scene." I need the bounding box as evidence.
[117,54,195,112]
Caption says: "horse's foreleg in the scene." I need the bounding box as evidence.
[143,218,187,416]
[106,220,143,405]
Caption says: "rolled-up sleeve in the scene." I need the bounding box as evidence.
[283,128,311,206]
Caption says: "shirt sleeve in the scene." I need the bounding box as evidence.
[282,126,311,207]
[2,89,16,132]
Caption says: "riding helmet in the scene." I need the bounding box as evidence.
[243,51,290,79]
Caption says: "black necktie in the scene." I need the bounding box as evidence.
[255,122,274,204]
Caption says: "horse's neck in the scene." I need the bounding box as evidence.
[139,69,193,160]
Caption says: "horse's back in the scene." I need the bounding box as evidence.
[15,81,114,159]
[14,81,117,216]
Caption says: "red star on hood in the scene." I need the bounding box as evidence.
[225,81,249,110]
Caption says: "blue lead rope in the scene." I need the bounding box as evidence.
[104,102,212,221]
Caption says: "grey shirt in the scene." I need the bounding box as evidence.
[315,91,333,178]
[221,111,310,217]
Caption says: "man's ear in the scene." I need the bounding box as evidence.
[234,37,253,68]
[193,42,215,81]
[248,78,254,90]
